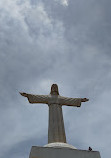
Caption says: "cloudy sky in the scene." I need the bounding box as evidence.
[0,0,111,157]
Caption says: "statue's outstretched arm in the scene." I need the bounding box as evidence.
[20,92,49,104]
[59,96,89,107]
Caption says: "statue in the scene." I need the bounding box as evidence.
[20,84,89,144]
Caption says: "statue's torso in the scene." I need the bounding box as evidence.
[48,95,60,105]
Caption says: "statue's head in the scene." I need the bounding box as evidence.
[50,84,59,95]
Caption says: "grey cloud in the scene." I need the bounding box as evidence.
[0,0,111,158]
[1,135,47,158]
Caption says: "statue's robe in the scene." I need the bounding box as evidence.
[26,94,82,143]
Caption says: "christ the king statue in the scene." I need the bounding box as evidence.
[20,84,89,144]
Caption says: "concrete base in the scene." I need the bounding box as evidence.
[29,146,101,158]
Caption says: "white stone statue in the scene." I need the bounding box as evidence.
[20,84,89,144]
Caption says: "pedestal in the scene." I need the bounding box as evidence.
[29,145,101,158]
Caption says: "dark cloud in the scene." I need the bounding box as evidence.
[0,0,111,158]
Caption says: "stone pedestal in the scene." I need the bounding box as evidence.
[29,145,101,158]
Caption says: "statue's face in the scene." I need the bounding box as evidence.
[51,84,59,95]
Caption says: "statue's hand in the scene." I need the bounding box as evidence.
[19,92,28,97]
[81,98,89,102]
